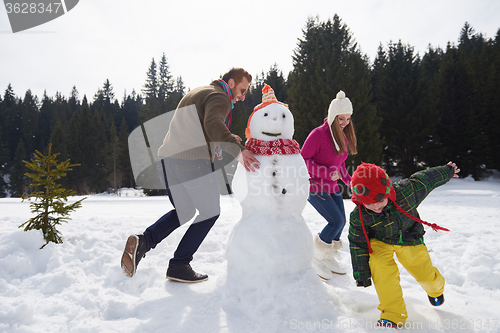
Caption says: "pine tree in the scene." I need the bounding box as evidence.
[120,90,142,132]
[93,80,119,130]
[9,139,28,197]
[372,41,425,176]
[165,76,185,113]
[49,120,69,174]
[20,90,40,154]
[416,46,446,168]
[264,64,288,102]
[39,92,55,150]
[455,23,493,178]
[0,129,7,197]
[288,15,382,165]
[20,144,85,249]
[68,86,80,113]
[52,92,72,134]
[436,43,477,178]
[67,100,107,194]
[116,118,132,189]
[158,53,174,106]
[143,58,158,100]
[142,58,159,121]
[0,92,9,196]
[102,79,115,102]
[289,16,340,144]
[483,29,500,171]
[106,121,120,193]
[3,85,21,162]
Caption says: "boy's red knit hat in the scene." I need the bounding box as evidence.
[350,162,449,253]
[351,163,396,205]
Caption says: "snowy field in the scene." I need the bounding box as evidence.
[1,176,500,332]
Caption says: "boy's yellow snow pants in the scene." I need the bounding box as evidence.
[369,239,445,325]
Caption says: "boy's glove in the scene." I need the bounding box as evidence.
[356,278,372,287]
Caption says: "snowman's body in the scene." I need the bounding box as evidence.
[226,98,313,280]
[222,85,335,331]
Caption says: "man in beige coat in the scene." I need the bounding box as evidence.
[121,68,260,282]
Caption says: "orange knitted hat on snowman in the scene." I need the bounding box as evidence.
[245,84,288,139]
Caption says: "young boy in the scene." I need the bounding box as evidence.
[348,162,460,328]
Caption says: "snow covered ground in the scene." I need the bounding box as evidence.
[1,176,500,332]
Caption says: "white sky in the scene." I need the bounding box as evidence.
[1,0,499,102]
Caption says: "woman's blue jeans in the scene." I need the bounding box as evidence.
[307,190,346,243]
[144,157,220,267]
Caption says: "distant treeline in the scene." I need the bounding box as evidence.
[1,15,499,197]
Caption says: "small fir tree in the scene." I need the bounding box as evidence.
[20,144,85,249]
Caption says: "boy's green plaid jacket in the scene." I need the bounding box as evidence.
[348,165,455,287]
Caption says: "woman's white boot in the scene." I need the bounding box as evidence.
[325,240,346,275]
[313,234,334,280]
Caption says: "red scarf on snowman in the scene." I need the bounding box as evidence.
[245,138,301,155]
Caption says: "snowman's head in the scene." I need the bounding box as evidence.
[246,85,294,141]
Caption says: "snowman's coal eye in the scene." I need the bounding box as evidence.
[282,113,286,118]
[264,113,268,117]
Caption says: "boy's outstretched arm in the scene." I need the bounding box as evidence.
[406,161,460,205]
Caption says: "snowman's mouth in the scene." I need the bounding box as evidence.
[262,132,281,137]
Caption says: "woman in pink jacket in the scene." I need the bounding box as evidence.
[301,91,357,280]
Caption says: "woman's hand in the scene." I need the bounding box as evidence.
[331,171,341,181]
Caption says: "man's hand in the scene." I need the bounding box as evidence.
[447,161,460,178]
[231,134,242,144]
[238,149,260,172]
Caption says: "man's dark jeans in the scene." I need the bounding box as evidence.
[144,157,220,267]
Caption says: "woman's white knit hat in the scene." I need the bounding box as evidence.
[327,90,353,151]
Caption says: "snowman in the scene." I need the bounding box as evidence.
[227,84,313,275]
[222,86,332,329]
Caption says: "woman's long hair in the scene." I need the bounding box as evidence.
[331,116,357,155]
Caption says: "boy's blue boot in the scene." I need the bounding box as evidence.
[428,294,445,306]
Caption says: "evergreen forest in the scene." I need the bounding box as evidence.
[1,15,499,197]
